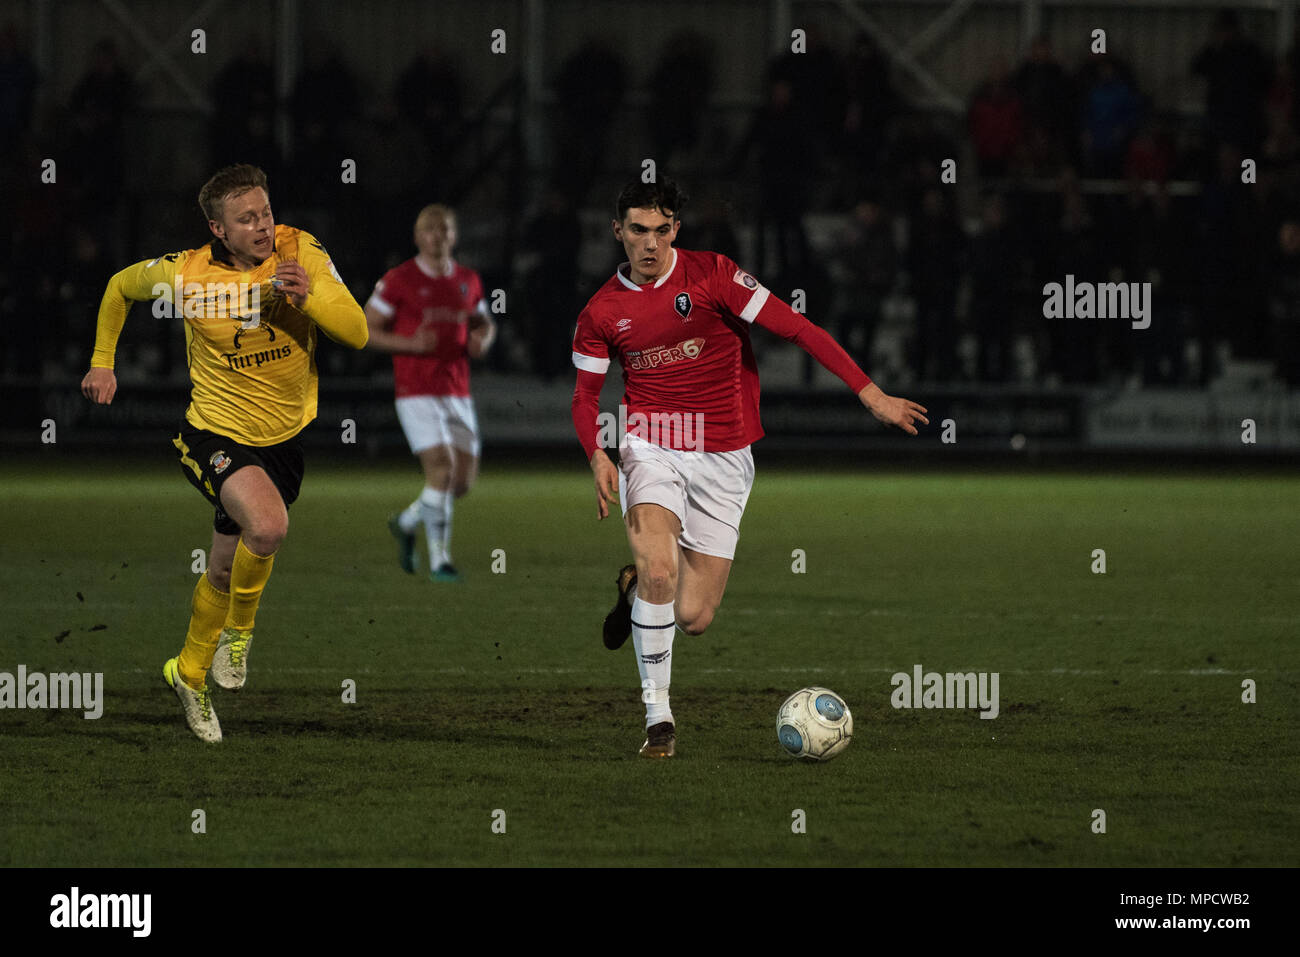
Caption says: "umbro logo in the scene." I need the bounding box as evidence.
[640,651,671,665]
[617,317,632,330]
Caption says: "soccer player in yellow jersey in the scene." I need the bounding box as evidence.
[81,164,368,743]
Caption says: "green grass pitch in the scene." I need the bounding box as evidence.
[1,457,1297,866]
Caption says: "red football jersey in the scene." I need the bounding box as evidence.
[368,258,485,398]
[572,248,771,452]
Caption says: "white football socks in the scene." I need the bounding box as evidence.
[417,486,452,568]
[397,498,421,534]
[632,596,675,728]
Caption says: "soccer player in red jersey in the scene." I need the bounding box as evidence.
[571,179,927,757]
[364,204,496,581]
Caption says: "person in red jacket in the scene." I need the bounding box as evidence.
[571,179,927,757]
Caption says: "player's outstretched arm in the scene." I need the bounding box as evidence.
[858,382,929,435]
[747,285,927,436]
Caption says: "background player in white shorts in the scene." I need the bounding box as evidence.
[365,204,496,581]
[571,178,927,757]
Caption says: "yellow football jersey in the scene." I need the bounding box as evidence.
[91,224,367,446]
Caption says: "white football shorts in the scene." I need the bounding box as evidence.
[395,395,481,456]
[617,432,755,560]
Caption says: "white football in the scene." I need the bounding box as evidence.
[777,686,853,761]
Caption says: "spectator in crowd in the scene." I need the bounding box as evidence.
[1121,183,1192,384]
[520,184,580,380]
[551,40,626,204]
[1192,8,1272,159]
[209,42,280,182]
[841,31,899,186]
[767,25,847,166]
[67,38,133,208]
[0,22,38,155]
[1079,58,1142,177]
[832,194,898,372]
[968,191,1023,382]
[1123,121,1175,183]
[731,72,815,279]
[291,40,361,210]
[395,48,464,200]
[1195,143,1265,381]
[647,31,715,169]
[1045,178,1101,383]
[906,186,965,382]
[1269,217,1300,384]
[968,60,1024,178]
[1012,35,1074,173]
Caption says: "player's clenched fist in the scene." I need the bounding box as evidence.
[273,261,311,309]
[590,448,620,520]
[81,367,118,405]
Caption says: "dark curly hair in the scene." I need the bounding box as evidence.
[615,177,687,222]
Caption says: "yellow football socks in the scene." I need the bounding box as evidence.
[177,574,230,690]
[227,537,275,632]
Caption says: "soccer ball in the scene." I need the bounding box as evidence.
[777,687,853,761]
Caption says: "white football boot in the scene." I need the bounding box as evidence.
[163,657,222,743]
[209,628,253,691]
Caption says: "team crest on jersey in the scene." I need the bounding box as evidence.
[209,451,232,474]
[674,292,693,319]
[732,269,759,290]
[233,322,275,349]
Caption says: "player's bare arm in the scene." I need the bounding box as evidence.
[589,448,620,520]
[363,303,438,354]
[858,382,929,435]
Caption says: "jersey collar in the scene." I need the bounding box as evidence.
[208,236,275,271]
[415,256,456,279]
[616,248,677,291]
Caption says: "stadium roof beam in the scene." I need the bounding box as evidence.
[900,0,979,59]
[97,0,216,113]
[833,0,965,113]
